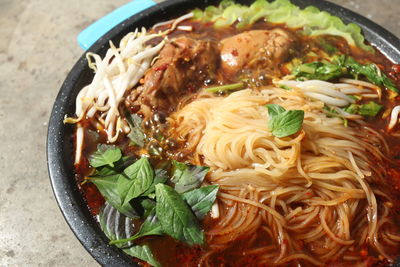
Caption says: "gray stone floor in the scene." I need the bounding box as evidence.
[0,0,398,266]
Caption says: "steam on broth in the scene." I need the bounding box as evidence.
[65,0,400,266]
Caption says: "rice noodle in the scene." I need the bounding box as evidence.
[169,86,399,265]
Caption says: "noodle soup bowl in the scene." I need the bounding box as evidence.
[47,0,400,265]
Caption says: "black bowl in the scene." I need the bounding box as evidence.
[47,0,400,266]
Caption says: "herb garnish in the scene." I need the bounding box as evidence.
[155,184,205,245]
[89,144,122,168]
[266,104,305,138]
[87,146,218,266]
[171,160,210,193]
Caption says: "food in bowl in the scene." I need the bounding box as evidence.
[64,0,400,266]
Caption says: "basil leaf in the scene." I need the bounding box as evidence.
[171,161,209,193]
[136,209,163,237]
[98,202,135,247]
[182,185,219,220]
[99,203,161,267]
[142,169,169,197]
[268,109,304,138]
[141,198,157,217]
[126,113,146,147]
[155,184,205,245]
[124,244,161,267]
[93,156,135,177]
[89,144,122,168]
[129,198,156,218]
[117,157,154,207]
[110,208,163,246]
[265,104,286,117]
[88,175,137,218]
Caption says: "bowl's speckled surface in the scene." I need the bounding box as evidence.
[47,0,400,266]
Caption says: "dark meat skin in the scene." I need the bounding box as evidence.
[125,36,219,117]
[219,29,298,78]
[125,29,297,118]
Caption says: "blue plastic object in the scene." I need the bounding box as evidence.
[77,0,156,50]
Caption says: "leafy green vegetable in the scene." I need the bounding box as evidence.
[292,55,398,94]
[266,104,286,117]
[117,157,154,208]
[171,161,210,193]
[126,113,146,147]
[110,208,163,246]
[266,104,304,138]
[182,185,219,220]
[193,0,373,52]
[337,56,398,93]
[99,203,161,267]
[124,245,161,267]
[344,101,383,117]
[99,202,135,247]
[93,156,135,177]
[142,169,169,197]
[292,62,343,81]
[205,82,244,93]
[88,174,137,217]
[89,144,122,168]
[155,184,205,245]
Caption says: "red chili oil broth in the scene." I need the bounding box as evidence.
[73,19,400,266]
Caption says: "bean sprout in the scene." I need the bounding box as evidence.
[277,79,379,107]
[152,12,194,34]
[64,28,166,164]
[388,106,400,130]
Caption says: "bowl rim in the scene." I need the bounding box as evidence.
[47,0,400,266]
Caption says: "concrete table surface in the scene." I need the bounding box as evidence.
[0,0,399,266]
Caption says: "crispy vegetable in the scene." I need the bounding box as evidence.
[193,0,373,52]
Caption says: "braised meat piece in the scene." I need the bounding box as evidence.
[125,36,219,116]
[219,29,297,78]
